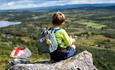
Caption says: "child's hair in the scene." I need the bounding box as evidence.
[52,11,65,25]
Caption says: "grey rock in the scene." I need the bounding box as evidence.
[9,50,98,70]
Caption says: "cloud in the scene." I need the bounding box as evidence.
[0,0,115,10]
[67,0,115,4]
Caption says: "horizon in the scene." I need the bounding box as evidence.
[0,0,115,10]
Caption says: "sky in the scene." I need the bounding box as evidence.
[0,0,115,10]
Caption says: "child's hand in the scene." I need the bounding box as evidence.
[72,38,76,43]
[70,35,77,40]
[70,35,77,44]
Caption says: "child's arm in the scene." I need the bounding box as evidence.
[62,29,75,46]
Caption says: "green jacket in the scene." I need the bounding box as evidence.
[54,27,74,48]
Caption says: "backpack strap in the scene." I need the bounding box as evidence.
[54,29,60,33]
[49,27,60,33]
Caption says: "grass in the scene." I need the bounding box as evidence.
[1,43,115,70]
[78,20,107,29]
[0,8,115,70]
[77,46,115,70]
[76,35,115,47]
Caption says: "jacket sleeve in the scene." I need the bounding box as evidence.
[62,29,74,46]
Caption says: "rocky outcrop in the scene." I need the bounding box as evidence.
[9,51,97,70]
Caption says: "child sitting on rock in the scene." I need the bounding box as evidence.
[50,11,77,61]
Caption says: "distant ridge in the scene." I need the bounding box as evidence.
[1,3,115,11]
[30,3,115,10]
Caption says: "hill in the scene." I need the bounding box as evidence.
[1,3,115,11]
[0,7,115,70]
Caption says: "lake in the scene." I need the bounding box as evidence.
[0,21,21,28]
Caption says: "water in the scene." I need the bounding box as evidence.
[0,21,21,28]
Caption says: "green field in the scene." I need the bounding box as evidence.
[0,7,115,70]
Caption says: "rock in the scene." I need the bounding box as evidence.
[9,51,98,70]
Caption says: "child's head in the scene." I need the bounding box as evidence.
[52,11,65,26]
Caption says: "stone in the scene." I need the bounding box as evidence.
[9,50,98,70]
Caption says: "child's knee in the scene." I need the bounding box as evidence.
[71,45,76,49]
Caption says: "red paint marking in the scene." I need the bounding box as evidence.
[14,48,24,57]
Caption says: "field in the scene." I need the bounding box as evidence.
[0,7,115,70]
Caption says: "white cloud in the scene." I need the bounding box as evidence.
[67,0,115,4]
[0,0,115,10]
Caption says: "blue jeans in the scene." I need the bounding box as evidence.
[50,46,76,61]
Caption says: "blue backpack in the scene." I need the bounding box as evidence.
[38,28,60,53]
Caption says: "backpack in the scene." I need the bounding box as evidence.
[37,28,60,53]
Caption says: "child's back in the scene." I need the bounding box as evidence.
[50,11,76,61]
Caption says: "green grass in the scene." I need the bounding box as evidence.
[78,20,107,29]
[0,8,115,70]
[1,44,115,70]
[77,46,115,70]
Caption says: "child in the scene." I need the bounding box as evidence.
[50,11,76,61]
